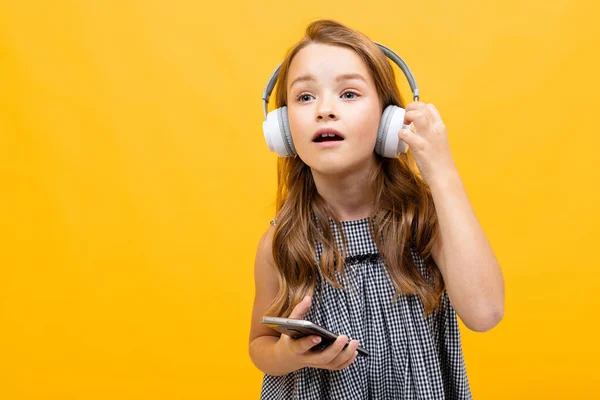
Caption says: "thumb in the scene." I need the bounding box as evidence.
[288,295,312,319]
[398,129,416,148]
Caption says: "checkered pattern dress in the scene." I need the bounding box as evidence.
[260,217,471,399]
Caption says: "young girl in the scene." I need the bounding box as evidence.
[249,19,504,399]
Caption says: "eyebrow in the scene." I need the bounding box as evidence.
[289,73,367,89]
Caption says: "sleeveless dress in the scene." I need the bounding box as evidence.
[260,216,472,399]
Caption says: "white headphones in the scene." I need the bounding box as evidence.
[261,42,420,158]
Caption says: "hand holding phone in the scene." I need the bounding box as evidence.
[261,296,367,372]
[262,316,369,357]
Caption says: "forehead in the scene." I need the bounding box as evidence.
[287,43,372,86]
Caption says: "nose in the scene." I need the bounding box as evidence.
[317,111,338,121]
[317,101,338,121]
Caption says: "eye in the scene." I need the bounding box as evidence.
[296,93,314,102]
[342,91,360,99]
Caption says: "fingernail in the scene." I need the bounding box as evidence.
[313,337,321,344]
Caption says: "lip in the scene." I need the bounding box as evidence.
[312,127,345,142]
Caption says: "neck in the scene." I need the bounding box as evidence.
[311,158,377,222]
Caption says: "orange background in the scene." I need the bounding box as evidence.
[1,0,599,398]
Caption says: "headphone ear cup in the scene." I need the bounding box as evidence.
[376,105,409,158]
[277,106,297,157]
[262,106,296,157]
[375,106,395,156]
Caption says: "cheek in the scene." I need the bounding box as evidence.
[288,107,306,136]
[354,110,382,146]
[287,108,312,155]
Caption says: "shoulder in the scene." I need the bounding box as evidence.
[257,219,276,253]
[255,220,277,276]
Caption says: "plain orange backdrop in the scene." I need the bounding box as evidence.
[1,0,599,398]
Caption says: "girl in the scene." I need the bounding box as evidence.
[249,19,504,399]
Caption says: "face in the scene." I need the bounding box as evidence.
[286,43,382,176]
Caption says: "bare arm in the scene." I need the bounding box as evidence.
[429,169,505,332]
[248,225,298,375]
[400,101,505,333]
[248,225,360,375]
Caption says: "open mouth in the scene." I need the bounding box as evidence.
[313,133,344,143]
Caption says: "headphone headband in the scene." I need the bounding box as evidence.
[262,42,419,120]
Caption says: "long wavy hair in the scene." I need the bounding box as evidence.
[266,20,444,318]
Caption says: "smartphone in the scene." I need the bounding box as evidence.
[261,316,369,357]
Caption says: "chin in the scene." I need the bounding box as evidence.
[308,154,373,177]
[311,163,349,176]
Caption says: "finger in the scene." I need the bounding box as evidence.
[329,339,359,369]
[288,295,312,319]
[405,101,427,112]
[290,335,322,355]
[426,104,443,123]
[404,109,432,129]
[398,129,424,150]
[315,335,348,365]
[334,350,358,370]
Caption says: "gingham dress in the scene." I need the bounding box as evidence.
[260,217,472,399]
